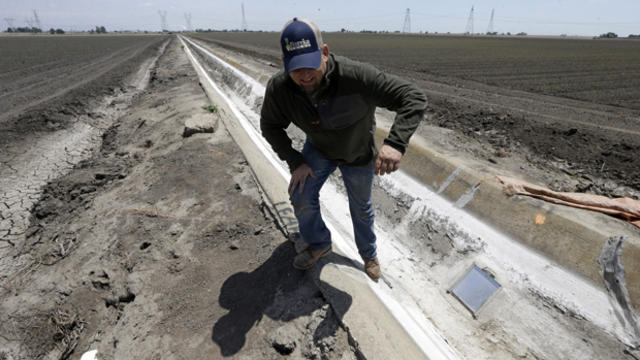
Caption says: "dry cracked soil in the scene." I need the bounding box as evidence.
[0,37,358,359]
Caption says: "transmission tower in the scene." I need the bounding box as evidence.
[487,8,495,34]
[4,18,15,31]
[465,6,474,35]
[184,13,192,31]
[25,13,34,28]
[241,3,248,31]
[32,10,42,30]
[158,10,168,31]
[402,8,411,33]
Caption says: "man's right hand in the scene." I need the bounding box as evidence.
[289,163,315,196]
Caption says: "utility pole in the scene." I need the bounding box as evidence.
[402,8,411,33]
[241,3,248,31]
[465,5,474,35]
[158,10,168,32]
[184,13,192,32]
[487,8,495,34]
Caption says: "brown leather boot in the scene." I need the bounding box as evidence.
[293,245,331,270]
[364,257,381,281]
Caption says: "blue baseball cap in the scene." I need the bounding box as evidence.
[280,18,323,73]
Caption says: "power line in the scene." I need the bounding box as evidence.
[402,8,411,33]
[189,11,400,28]
[498,16,640,26]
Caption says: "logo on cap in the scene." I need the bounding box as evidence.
[284,38,312,52]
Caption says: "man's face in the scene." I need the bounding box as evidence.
[288,45,329,94]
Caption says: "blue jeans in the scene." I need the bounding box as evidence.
[289,140,377,260]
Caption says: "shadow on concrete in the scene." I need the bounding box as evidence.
[211,241,360,356]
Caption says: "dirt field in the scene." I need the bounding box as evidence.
[190,32,640,109]
[0,35,166,127]
[1,30,639,359]
[190,32,640,200]
[1,37,357,359]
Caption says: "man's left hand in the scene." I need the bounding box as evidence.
[375,144,403,175]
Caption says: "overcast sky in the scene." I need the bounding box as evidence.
[3,0,639,36]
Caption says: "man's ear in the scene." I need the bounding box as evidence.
[321,44,329,59]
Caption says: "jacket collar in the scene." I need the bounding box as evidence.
[323,54,335,88]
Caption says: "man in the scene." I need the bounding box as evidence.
[260,18,427,281]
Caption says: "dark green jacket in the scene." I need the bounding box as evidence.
[260,54,427,172]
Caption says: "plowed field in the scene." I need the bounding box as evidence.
[190,32,640,198]
[0,35,165,126]
[189,32,640,110]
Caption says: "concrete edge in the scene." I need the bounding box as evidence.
[179,36,443,360]
[376,127,640,311]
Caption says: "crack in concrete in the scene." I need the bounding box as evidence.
[455,182,480,208]
[311,274,367,360]
[599,235,640,348]
[437,166,467,194]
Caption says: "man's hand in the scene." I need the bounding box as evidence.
[289,163,316,195]
[375,144,403,175]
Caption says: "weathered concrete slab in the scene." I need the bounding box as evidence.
[377,127,640,311]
